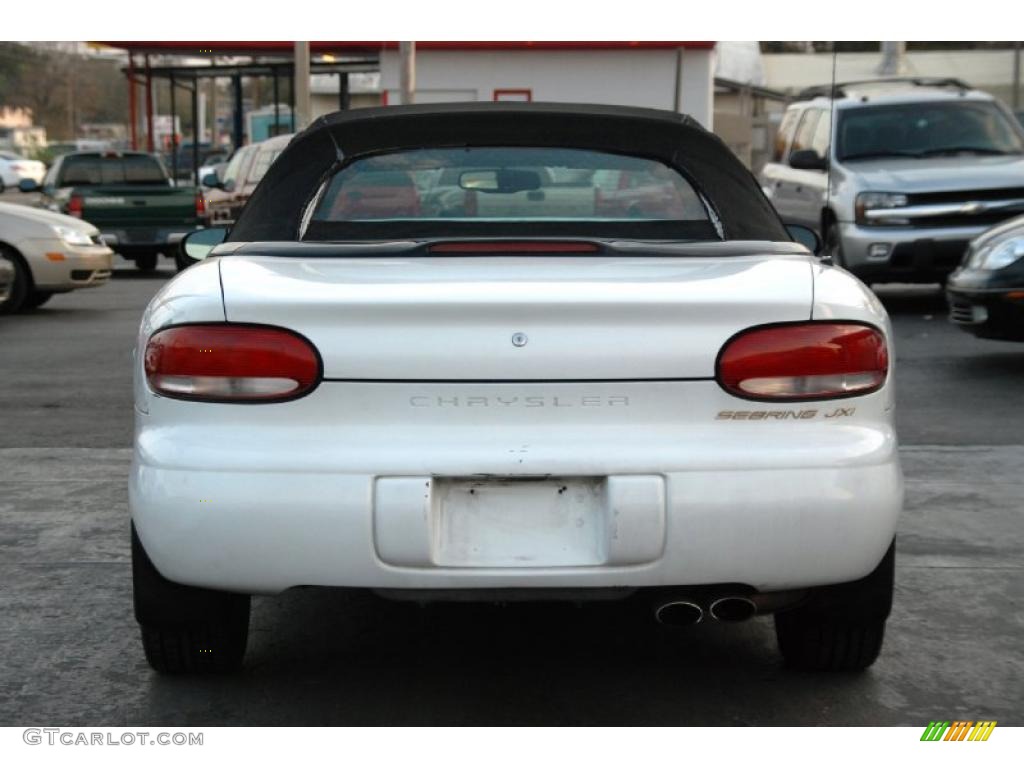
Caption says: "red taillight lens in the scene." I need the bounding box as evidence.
[195,191,206,217]
[717,322,888,401]
[67,195,83,218]
[144,324,320,402]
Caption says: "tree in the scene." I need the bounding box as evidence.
[0,42,127,141]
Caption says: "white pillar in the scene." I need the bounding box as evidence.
[878,42,907,76]
[676,48,715,130]
[399,41,416,105]
[293,41,312,130]
[197,91,207,144]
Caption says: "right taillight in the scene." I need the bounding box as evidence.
[67,195,83,218]
[717,322,888,401]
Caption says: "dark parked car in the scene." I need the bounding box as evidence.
[947,213,1024,340]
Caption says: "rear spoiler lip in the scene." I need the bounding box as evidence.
[222,238,811,260]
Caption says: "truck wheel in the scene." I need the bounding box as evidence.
[24,290,54,310]
[0,246,30,314]
[824,220,848,270]
[132,523,250,674]
[134,252,159,272]
[774,541,894,672]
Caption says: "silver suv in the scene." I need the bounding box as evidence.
[760,78,1024,283]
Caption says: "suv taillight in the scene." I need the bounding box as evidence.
[144,324,321,402]
[717,322,888,401]
[67,195,83,218]
[195,190,206,217]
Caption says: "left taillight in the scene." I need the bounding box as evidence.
[717,322,888,401]
[144,324,321,402]
[195,190,206,217]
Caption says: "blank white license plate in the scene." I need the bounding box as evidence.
[432,477,607,568]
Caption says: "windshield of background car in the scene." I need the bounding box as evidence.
[837,101,1024,161]
[59,154,168,185]
[248,148,282,184]
[307,147,716,240]
[221,147,253,187]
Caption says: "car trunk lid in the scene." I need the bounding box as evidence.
[218,242,814,381]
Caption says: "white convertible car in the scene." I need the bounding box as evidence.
[131,104,902,674]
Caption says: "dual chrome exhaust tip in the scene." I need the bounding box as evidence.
[654,600,705,626]
[653,596,758,626]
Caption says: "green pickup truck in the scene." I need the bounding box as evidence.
[25,151,204,271]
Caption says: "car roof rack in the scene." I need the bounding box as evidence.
[796,77,973,101]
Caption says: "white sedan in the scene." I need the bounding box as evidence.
[131,103,902,674]
[0,151,46,193]
[0,202,113,313]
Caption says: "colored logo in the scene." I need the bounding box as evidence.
[920,721,997,741]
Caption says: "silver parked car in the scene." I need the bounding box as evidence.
[0,202,113,313]
[761,78,1024,284]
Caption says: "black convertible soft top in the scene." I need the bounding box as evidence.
[228,102,789,243]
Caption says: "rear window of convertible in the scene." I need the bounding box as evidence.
[304,147,719,241]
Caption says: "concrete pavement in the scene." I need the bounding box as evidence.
[0,270,1021,725]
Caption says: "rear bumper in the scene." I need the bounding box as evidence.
[99,226,198,253]
[132,461,901,595]
[131,384,902,595]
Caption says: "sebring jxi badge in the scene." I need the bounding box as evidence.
[716,407,857,420]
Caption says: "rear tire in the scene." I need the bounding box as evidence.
[132,523,250,674]
[24,290,54,309]
[0,246,30,314]
[775,541,894,672]
[134,252,159,272]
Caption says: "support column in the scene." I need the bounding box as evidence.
[169,73,178,184]
[208,75,218,147]
[293,41,311,131]
[676,47,714,130]
[144,55,154,153]
[127,55,138,150]
[673,48,684,112]
[191,77,200,183]
[273,67,280,135]
[338,72,350,111]
[399,41,416,105]
[1013,41,1021,112]
[232,74,244,149]
[288,65,295,132]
